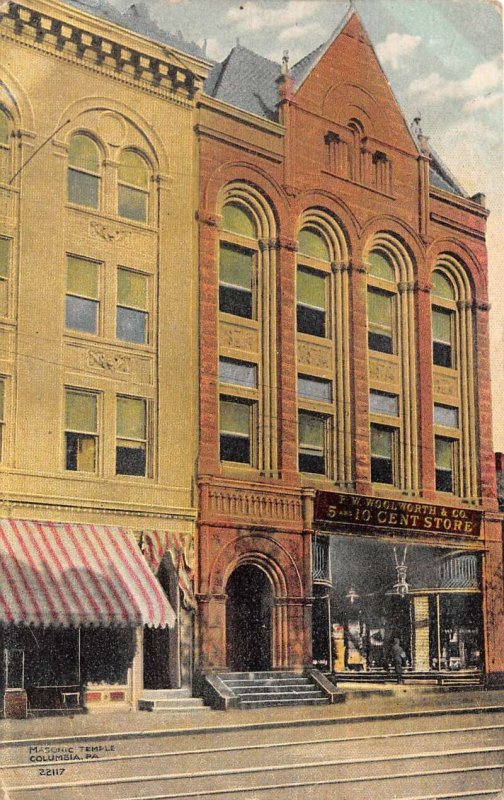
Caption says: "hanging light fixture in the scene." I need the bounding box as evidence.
[345,586,360,604]
[392,546,409,597]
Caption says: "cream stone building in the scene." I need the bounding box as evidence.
[0,0,210,715]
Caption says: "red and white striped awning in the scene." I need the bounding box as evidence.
[141,530,196,610]
[0,520,176,629]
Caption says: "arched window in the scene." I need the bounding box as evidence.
[296,227,330,338]
[367,250,396,355]
[217,190,276,473]
[431,270,456,368]
[118,150,149,223]
[0,109,11,184]
[431,259,475,498]
[68,134,101,209]
[219,203,257,319]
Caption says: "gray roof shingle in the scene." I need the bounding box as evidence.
[59,0,208,60]
[204,46,281,121]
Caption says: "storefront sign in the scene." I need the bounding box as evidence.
[314,491,481,537]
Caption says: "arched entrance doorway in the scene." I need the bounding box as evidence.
[143,555,180,689]
[226,564,273,671]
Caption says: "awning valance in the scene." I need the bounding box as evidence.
[0,520,176,629]
[141,530,196,610]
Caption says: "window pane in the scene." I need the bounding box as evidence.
[220,399,249,435]
[434,404,459,428]
[219,358,257,388]
[0,380,4,420]
[68,169,99,208]
[220,245,253,289]
[0,238,9,279]
[117,269,147,309]
[69,135,100,172]
[370,391,399,416]
[118,185,147,222]
[298,375,332,403]
[368,251,395,282]
[117,397,146,440]
[368,288,392,326]
[118,151,148,188]
[435,437,453,469]
[0,279,7,316]
[66,296,98,334]
[116,307,147,344]
[221,204,256,238]
[66,433,96,472]
[297,267,325,309]
[299,412,324,448]
[116,441,146,476]
[371,425,393,458]
[220,434,250,463]
[432,271,455,300]
[298,229,330,261]
[65,391,97,433]
[0,111,9,146]
[67,256,98,298]
[432,307,452,343]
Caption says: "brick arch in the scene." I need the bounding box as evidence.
[209,532,304,599]
[360,215,426,269]
[427,238,485,300]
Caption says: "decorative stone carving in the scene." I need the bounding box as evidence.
[220,322,258,352]
[433,373,458,398]
[369,358,398,385]
[87,349,131,373]
[208,488,302,522]
[297,342,331,369]
[89,221,132,243]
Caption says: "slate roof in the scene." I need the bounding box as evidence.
[59,0,208,60]
[428,147,467,197]
[205,46,281,121]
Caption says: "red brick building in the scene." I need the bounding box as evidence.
[196,10,504,686]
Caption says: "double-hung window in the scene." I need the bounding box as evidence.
[431,271,456,368]
[0,237,9,316]
[296,228,330,338]
[369,389,400,486]
[67,134,101,209]
[0,110,11,184]
[367,251,396,355]
[118,150,149,223]
[116,396,148,477]
[434,402,459,494]
[219,357,257,466]
[65,389,98,473]
[66,256,100,334]
[219,204,257,319]
[117,268,148,344]
[298,411,327,475]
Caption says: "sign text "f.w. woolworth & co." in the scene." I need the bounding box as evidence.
[314,492,482,537]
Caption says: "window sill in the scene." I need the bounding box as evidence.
[65,204,158,234]
[63,331,155,355]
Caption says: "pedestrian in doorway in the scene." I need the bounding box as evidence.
[392,637,406,684]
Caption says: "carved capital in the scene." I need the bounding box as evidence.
[474,300,491,313]
[416,280,433,294]
[457,300,473,311]
[276,236,298,252]
[197,209,220,228]
[398,281,415,294]
[324,131,341,145]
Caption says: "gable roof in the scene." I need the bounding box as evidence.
[58,0,208,60]
[204,45,281,121]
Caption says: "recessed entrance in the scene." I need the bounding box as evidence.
[143,556,179,689]
[226,564,273,671]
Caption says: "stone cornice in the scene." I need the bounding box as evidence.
[2,1,208,105]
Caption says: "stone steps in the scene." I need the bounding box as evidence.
[216,670,330,709]
[138,689,210,713]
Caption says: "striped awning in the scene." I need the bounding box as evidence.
[0,520,176,629]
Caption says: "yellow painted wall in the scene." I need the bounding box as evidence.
[0,0,210,548]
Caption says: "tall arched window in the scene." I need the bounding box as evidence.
[431,259,476,498]
[219,203,257,319]
[68,134,101,209]
[366,237,418,493]
[296,212,351,484]
[118,150,149,223]
[217,190,276,474]
[0,109,11,184]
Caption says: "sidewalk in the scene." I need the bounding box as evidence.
[2,685,504,745]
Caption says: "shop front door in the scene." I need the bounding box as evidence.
[226,565,273,672]
[143,555,180,689]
